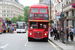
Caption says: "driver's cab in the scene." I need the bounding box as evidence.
[29,21,48,31]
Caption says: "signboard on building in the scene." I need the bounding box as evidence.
[55,10,57,12]
[57,12,60,16]
[72,3,75,8]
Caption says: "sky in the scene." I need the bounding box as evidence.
[19,0,39,6]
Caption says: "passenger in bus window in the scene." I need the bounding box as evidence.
[40,24,43,28]
[43,24,47,28]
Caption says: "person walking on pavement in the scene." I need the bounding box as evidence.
[70,30,74,41]
[50,28,53,37]
[57,27,60,40]
[70,26,74,40]
[66,27,69,41]
[8,28,10,33]
[54,28,57,40]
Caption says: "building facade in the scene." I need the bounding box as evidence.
[52,0,62,27]
[62,0,75,28]
[0,0,24,19]
[39,0,54,20]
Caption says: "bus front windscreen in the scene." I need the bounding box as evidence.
[17,23,25,29]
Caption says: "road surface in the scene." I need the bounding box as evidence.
[0,31,61,50]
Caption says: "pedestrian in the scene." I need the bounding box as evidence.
[3,28,6,33]
[8,28,10,33]
[70,30,74,41]
[11,27,14,33]
[57,27,60,40]
[54,28,57,40]
[50,28,53,37]
[71,26,74,34]
[66,27,69,41]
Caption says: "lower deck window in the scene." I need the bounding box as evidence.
[30,22,37,29]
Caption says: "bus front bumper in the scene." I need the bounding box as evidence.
[28,36,48,40]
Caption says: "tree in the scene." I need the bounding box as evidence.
[11,17,17,23]
[49,19,54,23]
[4,17,10,21]
[4,17,10,23]
[17,15,24,22]
[23,6,30,23]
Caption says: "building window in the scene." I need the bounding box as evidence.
[11,0,13,1]
[11,11,13,13]
[11,15,13,17]
[7,7,10,9]
[7,14,10,17]
[67,20,69,27]
[11,7,13,9]
[2,6,5,9]
[2,14,6,17]
[7,11,10,13]
[72,20,75,28]
[72,10,74,16]
[66,2,68,5]
[2,10,6,13]
[2,2,5,4]
[66,12,68,16]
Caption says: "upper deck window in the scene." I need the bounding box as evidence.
[31,8,38,13]
[40,8,47,13]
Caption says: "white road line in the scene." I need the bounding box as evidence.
[0,44,9,48]
[48,40,59,50]
[24,40,28,46]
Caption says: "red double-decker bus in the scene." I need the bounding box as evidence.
[0,17,3,34]
[28,5,49,41]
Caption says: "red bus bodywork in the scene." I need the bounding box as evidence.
[0,17,3,34]
[28,5,49,41]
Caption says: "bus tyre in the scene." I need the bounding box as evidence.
[0,33,2,34]
[28,37,31,41]
[45,37,48,42]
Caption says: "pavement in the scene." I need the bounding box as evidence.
[49,34,75,50]
[0,31,61,50]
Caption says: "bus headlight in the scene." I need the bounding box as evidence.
[30,33,32,35]
[45,33,47,36]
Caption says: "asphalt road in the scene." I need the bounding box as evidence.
[0,31,61,50]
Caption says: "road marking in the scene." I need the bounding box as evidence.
[48,40,59,50]
[24,40,28,46]
[0,44,9,48]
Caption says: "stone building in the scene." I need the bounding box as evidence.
[0,0,24,19]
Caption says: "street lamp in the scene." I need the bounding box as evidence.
[50,0,51,19]
[49,0,52,37]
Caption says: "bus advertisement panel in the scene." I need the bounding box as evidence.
[0,17,3,34]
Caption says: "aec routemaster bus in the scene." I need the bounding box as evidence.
[0,17,3,34]
[28,5,49,41]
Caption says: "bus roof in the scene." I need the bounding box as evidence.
[30,4,48,8]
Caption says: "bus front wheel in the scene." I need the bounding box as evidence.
[45,37,48,42]
[28,37,31,41]
[0,33,2,34]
